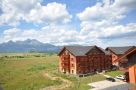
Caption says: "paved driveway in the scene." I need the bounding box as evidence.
[0,87,3,90]
[103,83,131,90]
[88,80,130,90]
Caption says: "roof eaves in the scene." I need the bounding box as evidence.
[85,46,105,55]
[85,46,95,55]
[58,47,65,56]
[114,48,136,63]
[107,48,120,55]
[65,48,76,57]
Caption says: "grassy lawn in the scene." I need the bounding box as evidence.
[53,71,106,90]
[78,74,106,90]
[0,53,106,90]
[105,70,125,77]
[0,53,62,90]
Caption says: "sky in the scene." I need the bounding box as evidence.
[0,0,136,47]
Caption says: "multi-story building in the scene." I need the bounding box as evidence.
[58,45,112,75]
[106,46,135,68]
[114,47,136,84]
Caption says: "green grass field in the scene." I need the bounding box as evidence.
[0,53,106,90]
[105,70,125,77]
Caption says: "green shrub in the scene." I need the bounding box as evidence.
[17,56,25,58]
[34,55,40,57]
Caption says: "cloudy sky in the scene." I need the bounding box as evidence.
[0,0,136,47]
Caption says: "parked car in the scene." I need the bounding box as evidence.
[106,77,116,82]
[116,75,125,80]
[124,72,129,82]
[111,65,119,71]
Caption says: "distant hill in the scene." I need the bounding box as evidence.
[0,39,62,53]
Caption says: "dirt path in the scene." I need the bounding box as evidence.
[40,73,72,90]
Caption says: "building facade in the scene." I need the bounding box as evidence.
[106,46,135,68]
[58,46,112,75]
[114,47,136,84]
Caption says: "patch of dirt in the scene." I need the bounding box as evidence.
[40,73,72,90]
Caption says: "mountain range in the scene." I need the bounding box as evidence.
[0,39,62,53]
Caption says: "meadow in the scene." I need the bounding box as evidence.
[0,53,106,90]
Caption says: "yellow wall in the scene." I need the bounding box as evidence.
[129,66,136,84]
[69,53,77,75]
[112,53,119,66]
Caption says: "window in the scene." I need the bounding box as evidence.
[71,63,74,67]
[71,58,74,62]
[72,70,74,73]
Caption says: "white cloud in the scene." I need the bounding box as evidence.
[0,23,103,46]
[24,2,72,24]
[3,28,20,35]
[113,0,136,12]
[0,0,71,26]
[77,0,136,46]
[100,23,136,38]
[2,28,21,41]
[0,0,136,47]
[1,22,136,47]
[2,28,41,42]
[77,0,136,22]
[0,25,79,45]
